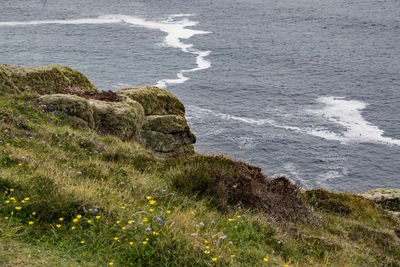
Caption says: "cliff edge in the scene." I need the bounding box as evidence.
[0,64,195,157]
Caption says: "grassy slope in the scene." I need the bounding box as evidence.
[0,92,399,267]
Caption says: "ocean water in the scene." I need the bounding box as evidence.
[1,0,399,192]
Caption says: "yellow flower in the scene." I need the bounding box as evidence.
[56,224,62,228]
[146,238,149,241]
[128,220,133,224]
[113,237,119,241]
[263,258,268,262]
[228,218,233,222]
[167,210,171,214]
[87,220,92,223]
[24,197,30,201]
[18,163,22,166]
[95,216,101,219]
[142,218,148,223]
[32,212,36,215]
[80,240,85,244]
[129,241,134,245]
[120,206,126,209]
[73,218,79,223]
[231,255,236,258]
[10,197,15,200]
[28,221,34,225]
[212,258,217,261]
[146,196,151,200]
[76,215,82,219]
[71,226,76,230]
[59,217,64,221]
[108,262,114,266]
[15,206,22,210]
[205,246,209,249]
[6,143,10,146]
[237,215,241,218]
[152,232,159,236]
[10,188,14,191]
[149,209,154,212]
[149,200,156,205]
[116,220,120,224]
[5,200,10,204]
[142,241,147,245]
[204,250,210,254]
[22,200,26,204]
[283,265,288,267]
[234,226,238,229]
[4,217,9,220]
[122,226,126,230]
[204,240,209,244]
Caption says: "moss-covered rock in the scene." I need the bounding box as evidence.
[39,94,95,129]
[117,86,196,157]
[144,115,190,134]
[0,64,98,95]
[117,86,185,116]
[39,94,145,142]
[2,64,195,157]
[140,114,195,157]
[90,99,144,141]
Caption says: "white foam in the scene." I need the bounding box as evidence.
[308,96,400,146]
[187,105,301,131]
[0,14,211,89]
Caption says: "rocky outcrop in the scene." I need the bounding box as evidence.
[361,188,400,214]
[0,64,98,95]
[117,87,195,157]
[39,94,145,141]
[2,64,196,157]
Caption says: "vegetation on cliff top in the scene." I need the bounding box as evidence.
[1,92,399,266]
[1,64,196,158]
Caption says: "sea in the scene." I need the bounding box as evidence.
[1,0,399,192]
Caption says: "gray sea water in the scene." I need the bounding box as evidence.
[1,0,399,192]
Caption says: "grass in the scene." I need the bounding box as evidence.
[0,92,400,266]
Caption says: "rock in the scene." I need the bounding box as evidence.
[361,188,400,212]
[89,99,144,141]
[117,86,196,157]
[141,114,196,154]
[39,94,95,129]
[3,64,195,157]
[144,115,190,134]
[39,94,145,141]
[117,86,185,116]
[0,64,98,95]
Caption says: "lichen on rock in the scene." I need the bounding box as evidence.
[0,64,98,95]
[39,94,95,130]
[89,99,144,141]
[117,86,185,116]
[2,64,196,157]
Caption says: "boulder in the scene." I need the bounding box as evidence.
[89,99,144,141]
[0,64,98,95]
[118,87,196,157]
[39,94,145,141]
[117,86,185,116]
[39,94,95,129]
